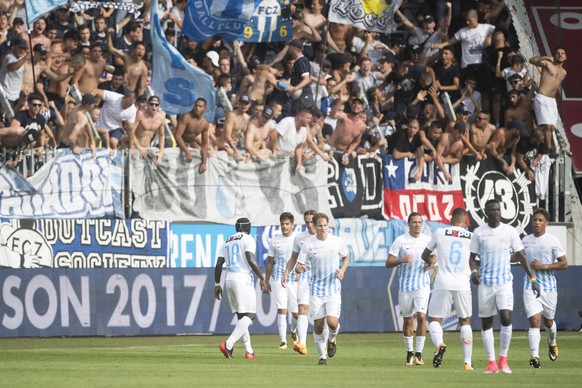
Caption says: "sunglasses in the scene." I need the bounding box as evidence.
[31,103,43,107]
[149,102,160,106]
[477,116,488,121]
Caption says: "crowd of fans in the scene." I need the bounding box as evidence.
[0,0,557,186]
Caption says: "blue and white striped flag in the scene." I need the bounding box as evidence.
[150,0,216,121]
[25,0,68,26]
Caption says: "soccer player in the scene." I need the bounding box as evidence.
[282,209,318,355]
[521,208,567,368]
[285,212,349,366]
[421,208,475,371]
[264,212,298,350]
[214,217,266,359]
[469,199,540,374]
[386,212,432,366]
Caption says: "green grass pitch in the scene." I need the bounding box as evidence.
[1,332,581,387]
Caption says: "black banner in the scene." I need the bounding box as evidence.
[327,153,384,219]
[460,157,536,234]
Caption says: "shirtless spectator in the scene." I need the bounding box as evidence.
[30,19,52,52]
[247,63,279,103]
[245,105,274,162]
[487,119,523,175]
[107,28,148,96]
[468,111,495,160]
[389,117,425,182]
[220,94,251,161]
[131,95,166,166]
[504,89,535,134]
[328,97,368,164]
[302,0,327,31]
[72,43,114,95]
[420,120,444,163]
[23,44,75,98]
[326,22,353,54]
[93,88,137,150]
[58,94,97,156]
[529,47,567,150]
[435,121,466,182]
[175,97,210,173]
[45,53,85,111]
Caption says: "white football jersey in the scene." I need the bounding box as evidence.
[427,226,472,291]
[218,232,257,285]
[522,232,565,292]
[267,232,296,282]
[389,232,432,292]
[300,234,348,297]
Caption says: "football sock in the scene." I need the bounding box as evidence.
[428,321,443,348]
[415,336,426,354]
[528,327,540,358]
[499,324,512,358]
[291,316,298,334]
[323,320,329,344]
[314,331,326,359]
[460,325,473,365]
[545,321,557,345]
[297,315,308,345]
[242,329,253,354]
[481,328,496,361]
[404,336,414,352]
[278,314,287,344]
[227,316,253,349]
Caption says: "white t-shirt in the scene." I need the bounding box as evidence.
[389,232,432,292]
[454,24,495,68]
[275,116,307,153]
[267,232,296,282]
[427,226,472,291]
[300,234,348,297]
[470,222,524,286]
[522,232,565,292]
[219,232,257,283]
[96,90,137,132]
[0,53,24,100]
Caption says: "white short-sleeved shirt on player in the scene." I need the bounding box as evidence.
[427,226,472,291]
[218,232,257,285]
[268,232,296,283]
[389,232,432,292]
[470,223,524,286]
[275,116,307,153]
[300,235,348,297]
[293,230,314,282]
[522,232,565,292]
[454,24,495,68]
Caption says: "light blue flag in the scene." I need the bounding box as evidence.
[150,0,216,121]
[182,0,292,42]
[183,0,256,41]
[25,0,68,26]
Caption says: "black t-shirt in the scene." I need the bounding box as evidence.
[386,65,424,108]
[291,55,311,91]
[13,111,47,134]
[388,128,422,155]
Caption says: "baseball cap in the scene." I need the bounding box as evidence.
[321,59,332,69]
[507,119,527,135]
[424,15,435,23]
[33,43,48,55]
[12,38,27,49]
[509,73,523,81]
[289,39,304,50]
[263,106,274,119]
[239,95,251,104]
[455,104,470,115]
[352,96,365,104]
[206,50,219,67]
[81,94,97,105]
